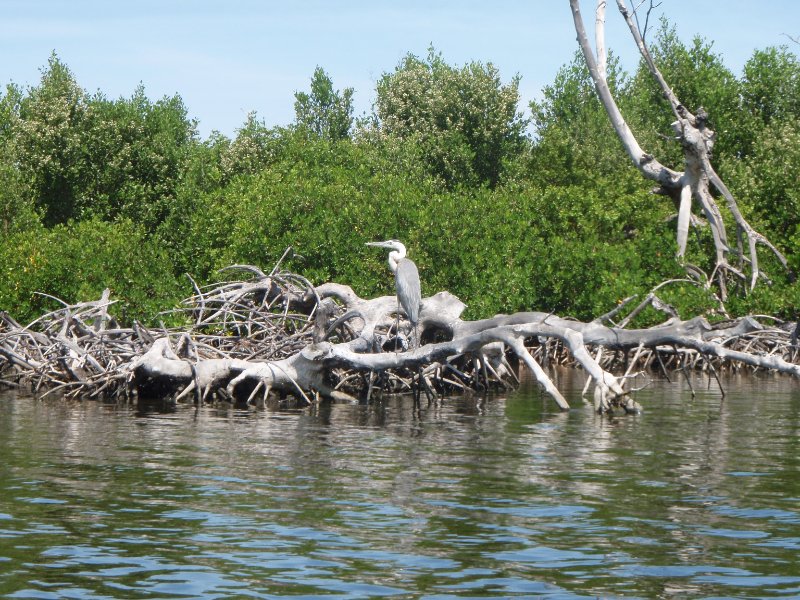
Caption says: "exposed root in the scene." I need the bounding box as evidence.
[1,258,798,414]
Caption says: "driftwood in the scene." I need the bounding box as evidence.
[1,260,798,414]
[570,0,789,298]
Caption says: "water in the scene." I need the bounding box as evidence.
[0,369,799,599]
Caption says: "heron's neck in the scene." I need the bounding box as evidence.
[387,251,400,273]
[387,243,406,273]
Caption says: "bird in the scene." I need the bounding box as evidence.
[366,239,421,347]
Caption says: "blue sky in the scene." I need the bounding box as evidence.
[2,1,798,138]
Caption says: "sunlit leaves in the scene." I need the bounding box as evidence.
[0,219,184,324]
[11,54,198,230]
[373,47,527,188]
[294,67,354,141]
[1,32,799,326]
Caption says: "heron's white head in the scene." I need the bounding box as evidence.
[366,239,407,272]
[366,239,405,253]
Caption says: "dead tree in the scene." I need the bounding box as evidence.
[570,0,788,298]
[2,262,798,415]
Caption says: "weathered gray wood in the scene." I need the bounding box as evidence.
[570,0,787,295]
[2,266,797,414]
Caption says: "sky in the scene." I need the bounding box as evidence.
[1,1,798,138]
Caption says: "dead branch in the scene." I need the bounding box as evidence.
[570,0,788,296]
[2,260,797,415]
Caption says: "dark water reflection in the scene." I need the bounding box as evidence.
[1,369,799,598]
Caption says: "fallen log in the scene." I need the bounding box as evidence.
[1,262,798,414]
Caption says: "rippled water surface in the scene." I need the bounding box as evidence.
[1,369,799,598]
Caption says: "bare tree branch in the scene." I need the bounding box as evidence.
[571,0,788,296]
[570,0,682,189]
[3,267,798,416]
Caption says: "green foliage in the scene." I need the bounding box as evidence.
[724,117,800,271]
[624,20,740,162]
[15,54,90,225]
[78,86,197,230]
[527,20,799,320]
[528,52,635,185]
[0,219,185,324]
[184,134,441,288]
[0,83,38,234]
[374,47,527,188]
[742,47,800,124]
[294,67,354,141]
[1,32,799,326]
[13,54,197,231]
[736,46,800,156]
[183,132,681,321]
[0,161,37,235]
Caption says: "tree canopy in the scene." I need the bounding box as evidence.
[374,48,528,188]
[293,66,354,141]
[1,29,798,325]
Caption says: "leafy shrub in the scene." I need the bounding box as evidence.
[373,47,527,188]
[0,219,185,324]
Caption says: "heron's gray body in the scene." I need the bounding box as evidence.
[394,257,420,326]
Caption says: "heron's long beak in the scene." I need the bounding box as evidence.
[366,241,388,248]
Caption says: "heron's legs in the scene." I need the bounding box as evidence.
[394,297,401,352]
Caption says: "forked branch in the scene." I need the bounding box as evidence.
[570,0,788,295]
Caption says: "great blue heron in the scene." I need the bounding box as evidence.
[367,239,421,347]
